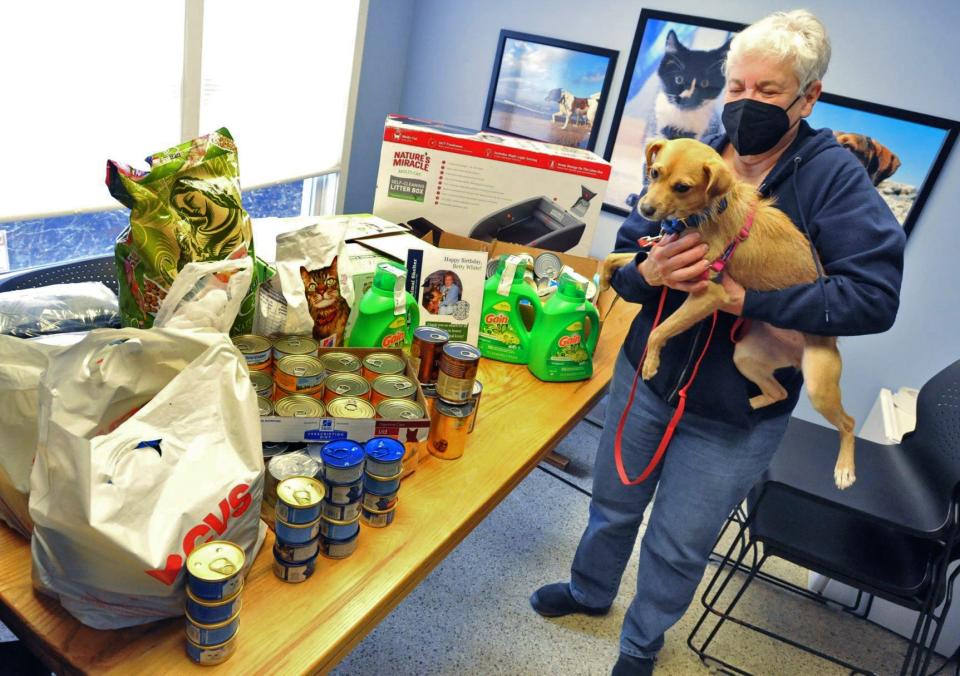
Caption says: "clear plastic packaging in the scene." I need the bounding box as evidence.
[0,282,119,337]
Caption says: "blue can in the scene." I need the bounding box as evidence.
[320,532,359,559]
[185,541,245,601]
[274,476,325,524]
[319,514,360,541]
[321,499,361,522]
[363,437,405,477]
[363,470,402,496]
[185,610,240,646]
[185,633,238,666]
[362,490,398,511]
[273,551,318,583]
[321,440,365,485]
[185,584,243,625]
[275,516,321,545]
[324,478,363,505]
[361,505,397,528]
[273,537,320,564]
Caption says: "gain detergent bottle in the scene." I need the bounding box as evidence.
[478,254,541,364]
[527,271,601,382]
[346,261,419,350]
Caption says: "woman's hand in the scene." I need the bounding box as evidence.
[718,272,746,315]
[638,233,712,293]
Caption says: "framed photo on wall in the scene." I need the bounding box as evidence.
[482,30,618,151]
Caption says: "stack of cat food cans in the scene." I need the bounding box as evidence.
[273,476,325,582]
[361,437,405,527]
[319,440,365,558]
[184,541,245,665]
[428,341,483,460]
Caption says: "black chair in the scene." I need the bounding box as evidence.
[0,254,118,294]
[689,358,960,676]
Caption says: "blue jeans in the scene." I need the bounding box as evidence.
[570,349,790,659]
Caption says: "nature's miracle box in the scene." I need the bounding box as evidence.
[373,114,611,258]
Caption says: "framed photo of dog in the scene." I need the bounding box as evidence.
[482,30,618,151]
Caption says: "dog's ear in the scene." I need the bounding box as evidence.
[702,160,734,199]
[645,139,666,175]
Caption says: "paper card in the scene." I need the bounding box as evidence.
[406,246,488,344]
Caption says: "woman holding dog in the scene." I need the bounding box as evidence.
[530,10,905,675]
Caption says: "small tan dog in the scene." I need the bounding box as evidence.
[602,137,856,489]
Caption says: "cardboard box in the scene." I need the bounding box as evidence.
[373,115,611,257]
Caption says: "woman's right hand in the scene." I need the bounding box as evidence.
[638,232,712,293]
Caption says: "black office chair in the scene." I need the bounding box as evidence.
[0,254,118,294]
[689,358,960,676]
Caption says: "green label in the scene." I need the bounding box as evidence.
[426,320,466,341]
[479,309,520,349]
[547,332,590,365]
[387,175,426,202]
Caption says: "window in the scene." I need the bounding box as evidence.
[0,0,361,274]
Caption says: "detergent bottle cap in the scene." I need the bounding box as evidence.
[557,270,588,300]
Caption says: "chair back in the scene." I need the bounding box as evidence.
[0,255,118,294]
[902,359,960,504]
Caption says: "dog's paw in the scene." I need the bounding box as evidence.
[600,253,634,292]
[641,353,660,380]
[833,465,856,490]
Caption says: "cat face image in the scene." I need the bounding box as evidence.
[300,258,349,341]
[658,30,730,111]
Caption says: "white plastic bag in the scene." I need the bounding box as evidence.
[29,328,266,629]
[153,257,253,333]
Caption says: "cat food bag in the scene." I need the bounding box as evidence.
[257,219,352,346]
[106,128,267,335]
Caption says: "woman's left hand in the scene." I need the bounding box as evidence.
[718,273,746,315]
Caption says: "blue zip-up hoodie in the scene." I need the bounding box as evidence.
[611,120,906,428]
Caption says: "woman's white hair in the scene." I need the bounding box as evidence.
[725,10,831,93]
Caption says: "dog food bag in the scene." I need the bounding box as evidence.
[106,128,266,335]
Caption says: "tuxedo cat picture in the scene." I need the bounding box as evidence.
[653,30,730,140]
[300,258,349,346]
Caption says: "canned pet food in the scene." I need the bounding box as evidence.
[274,516,321,545]
[266,452,322,511]
[185,633,238,666]
[321,440,365,484]
[273,537,320,564]
[412,326,449,385]
[319,514,361,541]
[324,478,363,505]
[257,396,274,417]
[273,335,319,360]
[275,394,326,418]
[272,551,318,583]
[362,490,398,512]
[485,258,500,279]
[375,398,425,422]
[361,504,397,528]
[437,342,481,404]
[275,355,326,396]
[534,252,563,280]
[370,375,417,405]
[250,369,275,399]
[428,399,474,460]
[362,352,406,380]
[364,470,402,496]
[275,476,325,524]
[363,437,405,477]
[320,351,362,374]
[327,396,376,420]
[233,334,272,371]
[320,532,359,559]
[323,373,371,404]
[186,541,245,601]
[185,611,240,646]
[321,498,362,521]
[421,384,439,420]
[467,379,483,434]
[185,584,243,625]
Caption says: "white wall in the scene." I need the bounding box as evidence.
[380,0,960,428]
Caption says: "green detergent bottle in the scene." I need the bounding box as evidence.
[346,262,420,349]
[478,254,542,364]
[528,270,601,382]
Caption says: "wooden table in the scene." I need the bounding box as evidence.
[0,300,637,675]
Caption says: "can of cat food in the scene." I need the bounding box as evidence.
[274,395,325,418]
[274,476,325,524]
[323,479,363,505]
[364,470,403,496]
[321,498,361,521]
[363,437,405,477]
[274,384,325,402]
[421,384,440,421]
[467,379,483,433]
[185,633,238,666]
[273,335,319,361]
[320,440,365,484]
[437,342,481,404]
[362,352,406,380]
[250,369,275,399]
[275,355,326,397]
[320,351,362,374]
[257,396,274,417]
[265,452,322,516]
[185,541,245,601]
[233,334,273,371]
[272,550,318,583]
[534,252,563,281]
[485,258,500,279]
[185,610,240,646]
[320,532,359,559]
[326,396,376,420]
[428,399,474,460]
[412,327,449,385]
[273,536,320,563]
[371,375,417,405]
[323,373,371,404]
[362,490,398,511]
[274,515,321,545]
[361,504,398,528]
[319,514,360,541]
[185,583,243,625]
[376,398,425,421]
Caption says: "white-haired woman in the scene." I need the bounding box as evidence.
[531,10,904,675]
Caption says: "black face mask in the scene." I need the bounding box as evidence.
[722,96,802,156]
